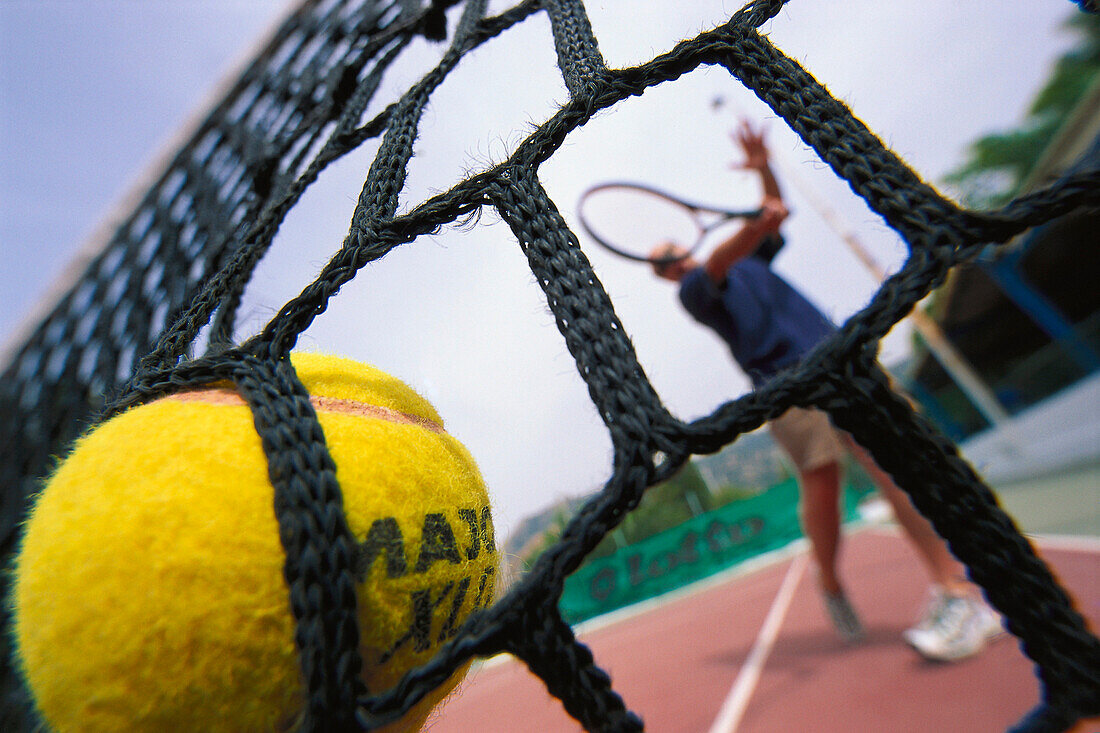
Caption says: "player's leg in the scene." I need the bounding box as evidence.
[845,440,967,591]
[770,408,864,641]
[798,460,843,594]
[844,438,1003,660]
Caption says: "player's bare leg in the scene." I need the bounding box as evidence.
[799,461,843,593]
[847,442,1003,659]
[800,461,865,641]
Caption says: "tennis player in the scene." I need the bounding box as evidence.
[649,120,1002,661]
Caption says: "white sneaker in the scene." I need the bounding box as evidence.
[904,590,1003,662]
[822,590,866,643]
[903,586,948,643]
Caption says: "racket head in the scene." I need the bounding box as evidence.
[576,182,759,264]
[577,183,706,263]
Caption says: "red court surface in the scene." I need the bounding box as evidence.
[426,529,1100,732]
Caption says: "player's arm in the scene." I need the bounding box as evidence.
[756,161,782,200]
[703,197,787,283]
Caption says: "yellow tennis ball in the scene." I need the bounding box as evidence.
[14,352,496,733]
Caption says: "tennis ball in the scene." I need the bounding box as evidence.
[13,352,496,733]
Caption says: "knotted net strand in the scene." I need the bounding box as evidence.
[1,1,1098,731]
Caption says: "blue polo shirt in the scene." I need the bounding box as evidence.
[678,257,835,387]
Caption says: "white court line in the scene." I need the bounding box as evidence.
[474,539,813,675]
[707,551,809,733]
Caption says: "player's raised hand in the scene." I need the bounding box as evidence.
[757,196,788,232]
[732,118,770,172]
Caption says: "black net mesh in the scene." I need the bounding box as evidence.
[2,1,1098,731]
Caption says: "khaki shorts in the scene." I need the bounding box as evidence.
[769,406,846,473]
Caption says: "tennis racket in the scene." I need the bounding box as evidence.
[576,182,762,263]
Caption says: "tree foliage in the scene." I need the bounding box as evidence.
[945,13,1100,207]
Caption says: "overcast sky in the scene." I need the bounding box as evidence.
[0,1,1081,540]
